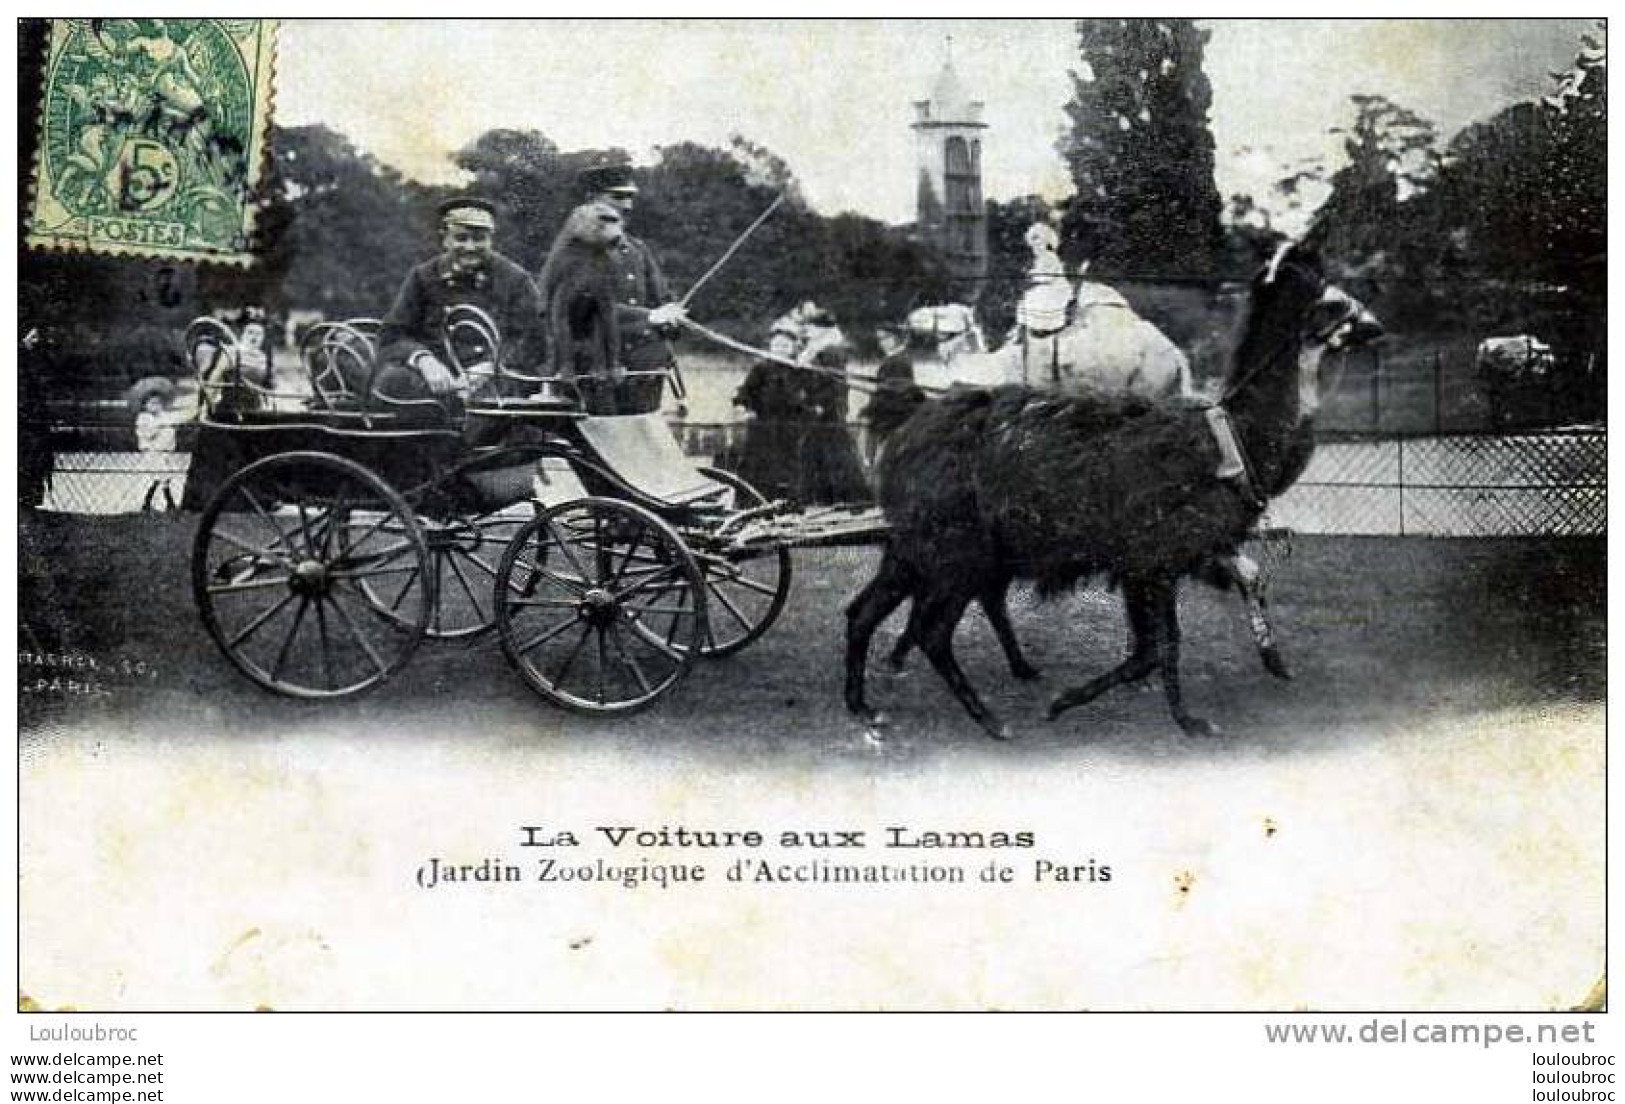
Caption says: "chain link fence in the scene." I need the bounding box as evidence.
[1269,429,1604,537]
[31,422,1603,538]
[38,451,193,515]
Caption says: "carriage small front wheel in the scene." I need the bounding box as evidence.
[494,497,708,715]
[192,451,434,698]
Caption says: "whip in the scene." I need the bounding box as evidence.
[678,193,787,310]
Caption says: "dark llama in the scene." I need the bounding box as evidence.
[844,241,1383,739]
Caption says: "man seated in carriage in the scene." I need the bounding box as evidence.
[372,196,545,421]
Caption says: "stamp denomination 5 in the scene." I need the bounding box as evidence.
[25,18,277,265]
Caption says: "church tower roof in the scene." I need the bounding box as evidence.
[913,44,985,127]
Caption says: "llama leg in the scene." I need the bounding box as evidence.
[981,577,1039,680]
[1123,602,1156,685]
[1047,584,1158,718]
[910,591,1011,740]
[1220,553,1290,681]
[885,608,914,672]
[889,578,1025,678]
[845,554,915,724]
[1151,583,1219,738]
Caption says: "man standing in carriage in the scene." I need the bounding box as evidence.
[537,154,686,414]
[372,195,545,420]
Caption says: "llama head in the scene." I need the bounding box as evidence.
[1233,241,1381,418]
[1257,240,1324,300]
[1248,242,1382,351]
[1254,241,1379,349]
[1235,242,1327,372]
[1307,285,1383,351]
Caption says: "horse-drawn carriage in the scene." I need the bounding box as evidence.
[184,309,883,715]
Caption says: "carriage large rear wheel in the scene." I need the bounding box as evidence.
[691,466,792,658]
[192,451,433,698]
[494,497,707,715]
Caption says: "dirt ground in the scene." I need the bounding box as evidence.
[17,514,1606,1010]
[19,513,1604,759]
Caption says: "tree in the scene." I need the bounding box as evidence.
[728,134,807,206]
[225,124,443,318]
[1426,103,1554,310]
[634,138,948,336]
[1310,94,1443,281]
[1543,23,1607,416]
[1218,191,1286,277]
[1541,24,1605,303]
[1312,26,1605,345]
[453,130,626,272]
[631,139,811,326]
[1332,95,1443,202]
[1421,26,1606,408]
[815,212,953,336]
[1289,26,1605,419]
[1057,19,1224,279]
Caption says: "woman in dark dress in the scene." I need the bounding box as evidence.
[730,327,809,502]
[861,323,927,465]
[795,342,872,505]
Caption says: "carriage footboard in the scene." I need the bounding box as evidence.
[717,502,889,555]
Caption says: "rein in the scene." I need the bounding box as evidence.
[674,315,948,398]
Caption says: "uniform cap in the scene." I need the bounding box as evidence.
[438,196,498,230]
[579,155,638,196]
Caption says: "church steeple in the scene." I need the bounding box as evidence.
[912,39,988,298]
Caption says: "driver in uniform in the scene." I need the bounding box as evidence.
[373,196,545,422]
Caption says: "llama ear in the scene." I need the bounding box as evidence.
[1263,241,1293,285]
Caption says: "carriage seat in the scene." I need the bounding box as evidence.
[573,412,728,508]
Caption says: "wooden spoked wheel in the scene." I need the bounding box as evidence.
[352,505,535,641]
[495,497,707,715]
[690,467,793,658]
[192,452,432,698]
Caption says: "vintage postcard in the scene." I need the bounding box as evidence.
[16,18,1605,1012]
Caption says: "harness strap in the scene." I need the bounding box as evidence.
[1203,405,1262,509]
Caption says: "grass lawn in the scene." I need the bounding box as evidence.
[20,512,1602,763]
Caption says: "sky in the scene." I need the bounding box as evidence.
[277,19,1595,226]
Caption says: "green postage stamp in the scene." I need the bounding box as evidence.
[26,19,277,265]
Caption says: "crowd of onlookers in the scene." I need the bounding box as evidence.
[724,302,920,506]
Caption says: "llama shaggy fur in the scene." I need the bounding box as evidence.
[882,388,1252,594]
[845,243,1379,739]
